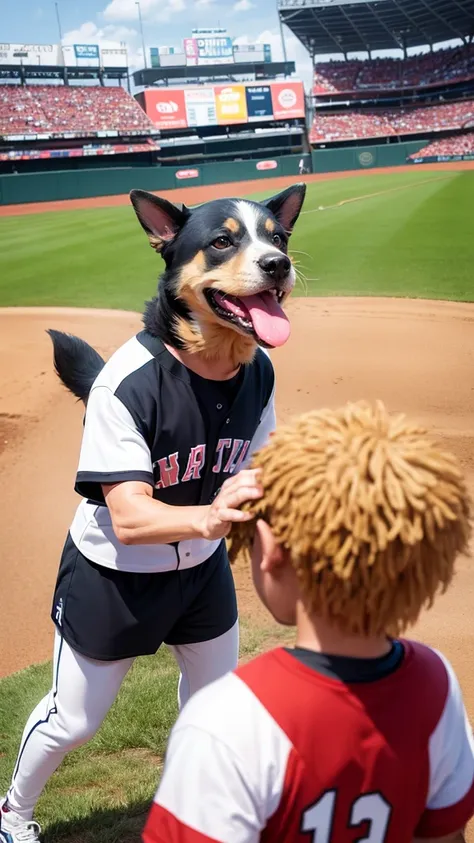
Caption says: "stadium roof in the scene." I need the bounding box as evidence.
[278,0,474,55]
[0,65,128,82]
[132,60,296,87]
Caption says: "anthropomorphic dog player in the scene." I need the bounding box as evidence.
[143,401,474,843]
[0,183,306,843]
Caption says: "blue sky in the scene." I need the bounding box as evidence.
[4,0,315,82]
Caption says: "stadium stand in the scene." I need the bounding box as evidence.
[409,131,474,158]
[310,101,474,142]
[281,0,474,159]
[312,44,474,94]
[0,84,154,137]
[0,31,306,191]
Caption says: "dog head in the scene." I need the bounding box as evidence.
[130,184,306,361]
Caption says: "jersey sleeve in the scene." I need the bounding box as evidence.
[75,385,154,504]
[416,654,474,838]
[143,726,262,843]
[143,672,292,843]
[240,384,276,471]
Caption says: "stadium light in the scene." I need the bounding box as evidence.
[54,1,63,42]
[136,1,147,69]
[277,0,289,70]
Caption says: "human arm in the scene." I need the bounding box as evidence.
[103,471,262,545]
[76,385,262,546]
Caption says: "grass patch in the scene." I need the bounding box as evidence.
[0,618,285,842]
[1,170,473,308]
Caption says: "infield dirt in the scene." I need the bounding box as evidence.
[0,298,473,697]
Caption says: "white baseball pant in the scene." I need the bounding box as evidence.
[6,621,239,821]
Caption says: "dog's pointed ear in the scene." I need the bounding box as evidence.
[264,183,306,235]
[130,189,190,253]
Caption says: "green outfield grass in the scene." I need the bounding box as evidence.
[0,169,473,308]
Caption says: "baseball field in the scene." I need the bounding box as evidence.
[0,163,473,842]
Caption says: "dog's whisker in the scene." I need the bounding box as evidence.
[295,268,310,288]
[291,258,311,275]
[294,270,309,297]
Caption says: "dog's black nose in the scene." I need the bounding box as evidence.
[258,254,291,283]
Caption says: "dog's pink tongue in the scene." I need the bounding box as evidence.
[243,292,290,347]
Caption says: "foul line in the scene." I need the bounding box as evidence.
[301,173,454,214]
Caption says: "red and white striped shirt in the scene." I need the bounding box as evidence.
[144,641,474,843]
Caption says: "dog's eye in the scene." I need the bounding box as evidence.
[272,234,283,248]
[212,236,232,250]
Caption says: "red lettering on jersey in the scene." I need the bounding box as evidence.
[233,439,251,472]
[212,439,232,473]
[224,439,244,474]
[154,452,180,489]
[182,445,206,483]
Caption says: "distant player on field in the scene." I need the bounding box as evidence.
[143,400,474,843]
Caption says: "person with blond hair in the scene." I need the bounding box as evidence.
[142,400,474,843]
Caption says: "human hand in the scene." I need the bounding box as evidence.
[198,470,263,541]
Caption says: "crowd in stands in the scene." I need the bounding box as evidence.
[313,43,474,93]
[310,100,474,142]
[410,132,474,158]
[0,84,154,136]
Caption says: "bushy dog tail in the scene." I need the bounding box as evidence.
[47,329,106,402]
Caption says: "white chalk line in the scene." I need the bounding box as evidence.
[301,173,454,214]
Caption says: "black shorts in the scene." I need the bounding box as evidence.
[51,534,237,661]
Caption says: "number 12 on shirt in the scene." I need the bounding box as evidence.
[301,791,392,842]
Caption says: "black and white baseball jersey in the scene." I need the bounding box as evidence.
[69,330,275,573]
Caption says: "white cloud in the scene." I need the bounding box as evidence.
[233,0,255,10]
[62,20,137,45]
[62,20,143,69]
[195,0,217,6]
[103,0,186,23]
[248,27,314,90]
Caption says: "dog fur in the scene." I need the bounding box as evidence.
[48,184,306,399]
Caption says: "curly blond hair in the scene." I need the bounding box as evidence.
[228,401,471,636]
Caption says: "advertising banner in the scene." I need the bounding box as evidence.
[410,153,474,164]
[215,85,247,125]
[138,80,306,132]
[143,89,188,130]
[256,160,278,170]
[183,37,198,66]
[61,44,100,67]
[196,35,233,65]
[74,44,99,60]
[270,81,305,120]
[246,85,273,122]
[175,168,200,179]
[185,87,217,127]
[0,42,61,66]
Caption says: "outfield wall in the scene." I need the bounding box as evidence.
[311,141,425,173]
[0,155,305,206]
[0,142,427,205]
